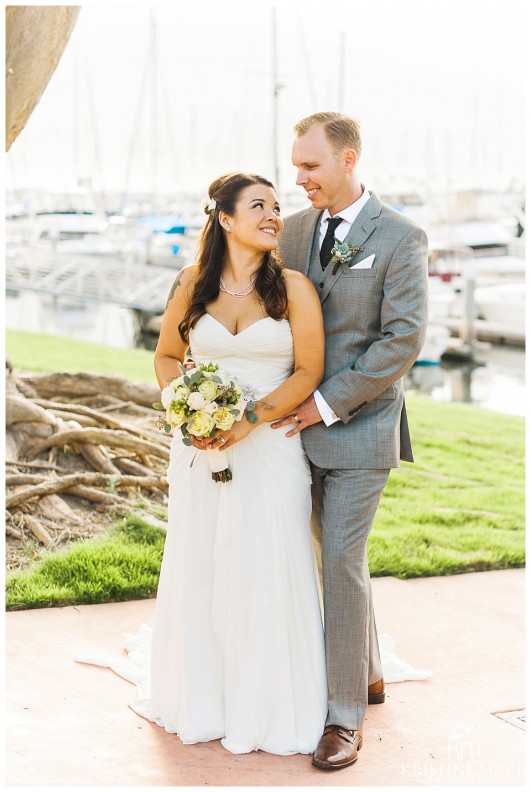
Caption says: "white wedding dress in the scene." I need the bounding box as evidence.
[130,314,327,755]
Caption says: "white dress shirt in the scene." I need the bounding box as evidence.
[314,186,371,426]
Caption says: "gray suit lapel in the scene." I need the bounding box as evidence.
[320,194,382,303]
[297,209,321,275]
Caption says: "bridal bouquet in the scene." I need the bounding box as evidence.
[154,362,256,482]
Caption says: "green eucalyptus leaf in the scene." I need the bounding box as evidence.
[246,411,258,424]
[182,437,193,446]
[152,401,164,410]
[246,401,256,411]
[163,422,172,433]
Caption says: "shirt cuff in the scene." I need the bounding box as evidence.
[314,389,340,426]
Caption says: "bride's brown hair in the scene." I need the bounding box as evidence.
[178,172,288,342]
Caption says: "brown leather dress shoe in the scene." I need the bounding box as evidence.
[312,725,363,770]
[368,678,385,704]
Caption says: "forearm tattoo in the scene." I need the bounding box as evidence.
[257,399,274,412]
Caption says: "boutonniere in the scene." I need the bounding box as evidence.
[331,240,364,274]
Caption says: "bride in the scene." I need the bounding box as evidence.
[141,171,328,755]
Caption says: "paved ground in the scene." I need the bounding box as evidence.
[6,568,525,787]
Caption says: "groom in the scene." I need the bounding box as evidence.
[274,112,428,770]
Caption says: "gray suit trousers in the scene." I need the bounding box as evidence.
[310,464,389,730]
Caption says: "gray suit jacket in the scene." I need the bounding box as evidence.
[279,192,428,469]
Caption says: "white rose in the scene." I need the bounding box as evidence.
[161,386,175,409]
[202,400,218,415]
[187,391,206,410]
[173,385,191,401]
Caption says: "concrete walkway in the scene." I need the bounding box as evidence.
[6,569,525,787]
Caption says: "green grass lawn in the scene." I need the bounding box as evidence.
[371,397,525,577]
[6,329,155,383]
[5,331,525,609]
[6,516,165,610]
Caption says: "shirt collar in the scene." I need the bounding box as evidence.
[321,185,370,226]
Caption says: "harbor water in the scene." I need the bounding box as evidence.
[6,291,525,418]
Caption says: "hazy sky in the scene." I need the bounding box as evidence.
[5,0,526,200]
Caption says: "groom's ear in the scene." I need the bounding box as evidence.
[344,148,358,173]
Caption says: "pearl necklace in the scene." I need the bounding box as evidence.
[219,275,257,298]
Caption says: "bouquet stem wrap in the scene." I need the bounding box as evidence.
[207,448,232,482]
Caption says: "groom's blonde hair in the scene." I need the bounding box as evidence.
[294,111,362,156]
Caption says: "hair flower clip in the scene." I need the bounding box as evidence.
[204,198,217,216]
[331,240,364,274]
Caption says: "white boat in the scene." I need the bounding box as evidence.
[474,283,526,331]
[145,231,196,268]
[424,242,526,348]
[430,220,514,253]
[19,211,146,262]
[427,245,468,321]
[31,211,108,241]
[474,254,525,282]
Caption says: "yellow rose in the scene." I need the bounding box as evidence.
[198,380,219,401]
[187,410,216,437]
[214,408,237,431]
[167,403,187,427]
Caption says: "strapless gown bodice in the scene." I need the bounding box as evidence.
[190,314,294,399]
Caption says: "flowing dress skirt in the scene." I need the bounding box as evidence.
[131,423,328,755]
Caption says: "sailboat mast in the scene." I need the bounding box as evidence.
[272,5,279,187]
[338,31,345,111]
[150,10,158,212]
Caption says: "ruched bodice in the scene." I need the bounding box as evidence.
[190,314,294,399]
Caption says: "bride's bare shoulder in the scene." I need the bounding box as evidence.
[282,268,318,297]
[178,263,199,287]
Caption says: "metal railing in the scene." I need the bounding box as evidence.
[6,248,178,312]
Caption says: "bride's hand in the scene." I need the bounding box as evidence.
[189,435,208,450]
[208,419,255,450]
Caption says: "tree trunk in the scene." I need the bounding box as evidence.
[6,5,81,150]
[18,372,160,408]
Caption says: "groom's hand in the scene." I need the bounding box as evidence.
[271,394,323,437]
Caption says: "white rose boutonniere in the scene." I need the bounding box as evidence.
[330,240,364,275]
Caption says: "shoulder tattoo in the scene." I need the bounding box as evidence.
[166,273,182,307]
